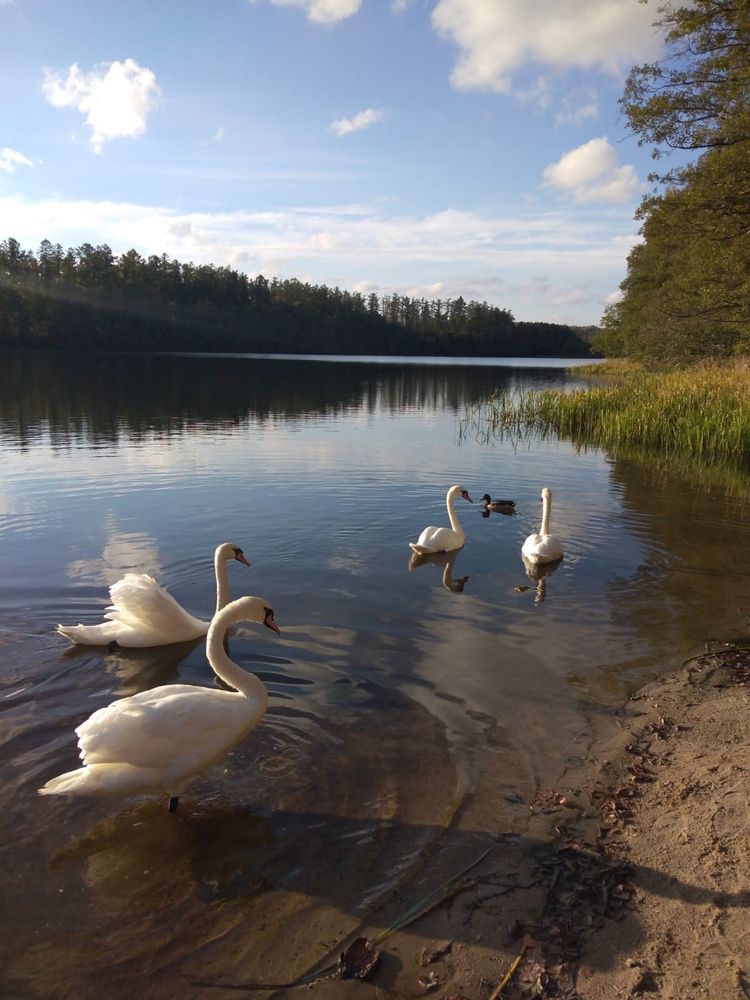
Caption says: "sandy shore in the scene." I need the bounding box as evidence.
[270,647,750,1000]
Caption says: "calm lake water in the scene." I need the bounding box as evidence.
[1,350,749,997]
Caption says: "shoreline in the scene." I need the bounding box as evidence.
[300,647,750,1000]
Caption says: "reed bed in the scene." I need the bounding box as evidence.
[460,361,750,463]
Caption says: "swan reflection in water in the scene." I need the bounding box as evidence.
[521,553,563,605]
[59,636,204,697]
[408,548,470,593]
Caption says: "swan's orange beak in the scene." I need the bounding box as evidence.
[235,551,252,566]
[461,490,473,503]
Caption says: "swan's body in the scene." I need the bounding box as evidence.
[39,595,280,811]
[480,493,516,513]
[56,542,251,648]
[521,487,564,565]
[409,485,473,555]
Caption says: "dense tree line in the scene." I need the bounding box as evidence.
[597,0,750,364]
[0,237,592,358]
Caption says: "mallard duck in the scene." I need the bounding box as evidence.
[480,493,516,513]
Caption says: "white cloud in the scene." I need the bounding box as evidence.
[555,88,599,127]
[0,147,33,173]
[329,107,386,137]
[543,137,644,204]
[257,0,361,24]
[0,193,640,323]
[431,0,662,93]
[42,58,161,153]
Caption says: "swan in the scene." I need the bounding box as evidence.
[56,542,251,648]
[480,493,516,513]
[39,594,280,812]
[521,487,564,565]
[409,484,473,555]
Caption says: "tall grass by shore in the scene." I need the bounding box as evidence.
[461,360,750,463]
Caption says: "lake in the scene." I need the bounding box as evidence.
[1,350,749,997]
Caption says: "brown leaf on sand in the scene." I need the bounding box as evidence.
[338,937,381,980]
[420,940,453,966]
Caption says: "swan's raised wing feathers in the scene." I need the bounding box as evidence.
[104,573,208,636]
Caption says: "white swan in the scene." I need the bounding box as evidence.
[56,542,251,648]
[521,487,564,565]
[40,595,280,812]
[409,484,473,554]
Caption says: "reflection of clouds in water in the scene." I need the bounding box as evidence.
[0,491,18,518]
[66,527,164,585]
[326,549,370,577]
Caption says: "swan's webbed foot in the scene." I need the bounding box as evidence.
[168,796,180,813]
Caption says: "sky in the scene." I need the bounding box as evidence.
[1,0,672,326]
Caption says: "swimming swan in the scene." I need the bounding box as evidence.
[521,487,564,565]
[56,542,251,648]
[409,484,473,554]
[40,595,280,812]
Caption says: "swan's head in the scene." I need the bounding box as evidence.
[216,542,252,567]
[540,487,552,502]
[450,485,473,503]
[221,595,281,634]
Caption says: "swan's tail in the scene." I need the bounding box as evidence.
[56,622,121,645]
[409,543,433,555]
[39,762,168,798]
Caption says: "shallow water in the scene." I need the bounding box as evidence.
[1,350,749,996]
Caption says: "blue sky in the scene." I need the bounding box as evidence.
[1,0,670,325]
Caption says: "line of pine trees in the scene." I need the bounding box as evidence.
[0,237,592,358]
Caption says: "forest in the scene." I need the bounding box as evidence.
[0,237,593,358]
[596,0,750,365]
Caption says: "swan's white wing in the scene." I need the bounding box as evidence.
[105,574,208,636]
[77,685,254,769]
[413,526,461,552]
[522,533,563,563]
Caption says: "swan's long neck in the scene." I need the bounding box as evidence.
[206,608,269,711]
[446,490,464,536]
[540,493,552,537]
[214,550,231,616]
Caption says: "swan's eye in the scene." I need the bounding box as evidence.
[234,548,242,557]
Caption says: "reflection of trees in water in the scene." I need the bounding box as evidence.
[0,352,535,450]
[578,455,750,702]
